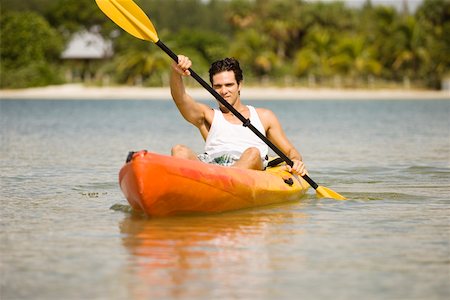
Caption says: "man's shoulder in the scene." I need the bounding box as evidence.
[255,107,275,118]
[198,102,214,113]
[253,107,279,131]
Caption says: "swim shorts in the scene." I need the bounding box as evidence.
[198,153,269,168]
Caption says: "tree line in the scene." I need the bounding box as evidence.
[1,0,449,89]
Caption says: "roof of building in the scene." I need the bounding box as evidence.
[61,31,113,60]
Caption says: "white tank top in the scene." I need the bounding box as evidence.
[204,106,269,159]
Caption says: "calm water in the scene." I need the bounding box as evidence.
[1,99,449,300]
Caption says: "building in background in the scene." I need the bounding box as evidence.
[61,31,113,83]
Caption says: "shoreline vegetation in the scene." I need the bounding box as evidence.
[1,1,449,92]
[0,84,449,100]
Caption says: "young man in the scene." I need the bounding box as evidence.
[170,55,307,176]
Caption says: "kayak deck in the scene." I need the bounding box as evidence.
[119,151,309,217]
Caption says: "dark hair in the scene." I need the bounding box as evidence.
[209,57,243,84]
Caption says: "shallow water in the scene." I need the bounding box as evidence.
[1,99,449,300]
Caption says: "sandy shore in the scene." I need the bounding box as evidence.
[1,84,449,100]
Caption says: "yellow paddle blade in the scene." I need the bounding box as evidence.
[315,186,347,200]
[96,0,159,43]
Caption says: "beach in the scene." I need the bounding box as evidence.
[1,83,449,100]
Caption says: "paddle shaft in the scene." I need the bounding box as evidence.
[156,40,319,190]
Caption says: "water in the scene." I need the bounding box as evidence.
[1,99,449,300]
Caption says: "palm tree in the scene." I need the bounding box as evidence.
[414,0,449,88]
[331,35,382,86]
[293,27,334,83]
[229,28,280,81]
[391,16,427,83]
[114,48,168,86]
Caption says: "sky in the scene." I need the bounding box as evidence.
[305,0,423,12]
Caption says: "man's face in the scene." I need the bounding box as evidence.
[212,71,241,106]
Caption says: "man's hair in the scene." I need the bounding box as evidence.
[209,58,243,84]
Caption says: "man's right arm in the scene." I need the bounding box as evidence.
[170,55,209,128]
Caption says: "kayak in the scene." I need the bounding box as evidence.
[119,150,310,217]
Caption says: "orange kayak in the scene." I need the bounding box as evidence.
[119,151,309,217]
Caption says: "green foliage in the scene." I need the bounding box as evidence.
[0,0,448,89]
[415,0,450,88]
[0,62,63,88]
[112,46,169,86]
[0,11,64,88]
[137,0,231,35]
[0,0,55,15]
[45,0,113,36]
[172,29,228,62]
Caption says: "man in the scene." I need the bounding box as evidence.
[170,55,307,176]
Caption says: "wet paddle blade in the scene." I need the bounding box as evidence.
[95,0,159,42]
[316,186,347,200]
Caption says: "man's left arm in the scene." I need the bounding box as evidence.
[260,109,307,176]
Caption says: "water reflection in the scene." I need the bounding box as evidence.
[119,207,309,299]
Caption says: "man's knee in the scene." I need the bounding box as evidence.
[171,144,198,160]
[171,144,189,157]
[242,147,261,160]
[241,147,263,169]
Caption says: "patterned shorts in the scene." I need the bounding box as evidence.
[197,153,269,168]
[197,153,239,167]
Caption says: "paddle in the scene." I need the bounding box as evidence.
[95,0,346,200]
